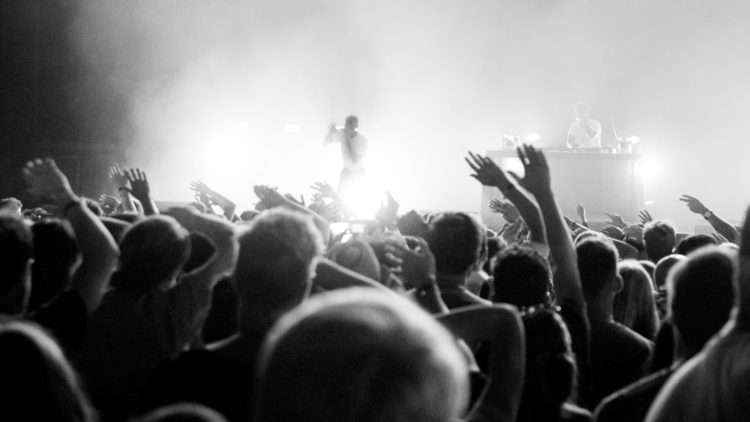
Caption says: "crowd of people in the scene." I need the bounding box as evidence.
[0,145,747,422]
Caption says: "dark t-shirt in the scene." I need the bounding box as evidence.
[146,347,258,422]
[587,321,653,408]
[31,290,88,351]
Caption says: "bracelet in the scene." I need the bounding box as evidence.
[62,199,82,215]
[118,186,132,193]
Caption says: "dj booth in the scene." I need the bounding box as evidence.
[479,149,645,230]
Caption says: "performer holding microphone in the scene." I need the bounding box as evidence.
[324,115,368,198]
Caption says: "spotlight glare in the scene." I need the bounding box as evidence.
[526,133,541,142]
[284,124,300,133]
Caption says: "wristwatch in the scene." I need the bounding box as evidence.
[703,210,714,220]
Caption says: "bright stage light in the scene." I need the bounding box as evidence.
[284,123,300,133]
[526,133,541,142]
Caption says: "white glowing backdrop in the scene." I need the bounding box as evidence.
[70,0,750,230]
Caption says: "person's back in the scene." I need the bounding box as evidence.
[425,212,491,309]
[644,238,745,422]
[577,237,652,408]
[146,209,324,422]
[79,212,236,421]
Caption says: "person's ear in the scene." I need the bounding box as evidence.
[613,274,624,294]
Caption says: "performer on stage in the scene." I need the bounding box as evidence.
[567,102,602,149]
[325,115,368,198]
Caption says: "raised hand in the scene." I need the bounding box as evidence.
[623,224,644,243]
[576,203,587,221]
[310,181,338,199]
[125,168,151,199]
[679,195,710,215]
[601,224,625,240]
[489,198,521,223]
[638,209,653,225]
[604,211,627,229]
[386,237,436,289]
[500,219,524,245]
[190,180,211,196]
[511,144,551,195]
[253,185,287,211]
[109,163,130,190]
[375,191,399,226]
[465,151,512,189]
[22,158,76,205]
[284,193,306,207]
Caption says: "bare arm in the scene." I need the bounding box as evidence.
[313,257,391,292]
[126,168,159,216]
[438,305,525,422]
[168,207,237,291]
[109,163,137,213]
[512,145,586,313]
[190,181,237,221]
[23,158,119,314]
[255,185,331,243]
[680,195,739,243]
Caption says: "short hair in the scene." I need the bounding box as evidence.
[0,214,33,310]
[653,254,686,291]
[425,212,484,276]
[668,247,735,352]
[643,220,676,263]
[674,234,717,256]
[0,321,96,421]
[613,260,658,340]
[576,237,619,300]
[256,288,468,422]
[233,209,324,318]
[111,216,191,295]
[345,115,358,127]
[492,244,552,308]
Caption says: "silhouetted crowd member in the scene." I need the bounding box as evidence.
[4,143,749,422]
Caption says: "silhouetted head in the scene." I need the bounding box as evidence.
[492,244,552,308]
[577,237,621,303]
[256,288,468,422]
[111,216,191,295]
[0,213,34,314]
[643,220,677,263]
[668,246,735,356]
[234,209,324,326]
[0,321,96,422]
[425,212,484,278]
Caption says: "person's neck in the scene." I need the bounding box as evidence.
[435,273,467,289]
[586,297,614,324]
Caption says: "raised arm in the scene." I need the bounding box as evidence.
[438,305,525,422]
[255,185,331,242]
[23,158,119,313]
[190,180,237,221]
[126,168,159,216]
[734,206,750,328]
[313,257,391,292]
[680,195,739,243]
[109,163,137,213]
[512,145,585,312]
[466,152,547,247]
[386,237,448,315]
[167,207,237,291]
